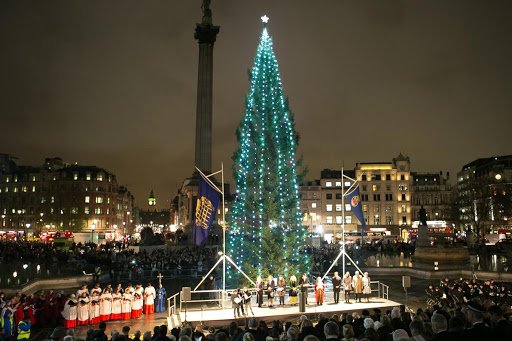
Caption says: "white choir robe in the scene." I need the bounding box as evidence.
[121,293,132,320]
[111,293,122,320]
[144,286,156,314]
[131,288,143,318]
[99,293,112,321]
[89,296,100,324]
[77,298,90,326]
[61,299,77,329]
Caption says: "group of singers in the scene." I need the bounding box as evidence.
[231,271,371,316]
[61,282,166,329]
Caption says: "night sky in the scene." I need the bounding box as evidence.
[1,1,511,208]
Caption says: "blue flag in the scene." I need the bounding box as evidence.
[193,176,221,246]
[346,187,366,235]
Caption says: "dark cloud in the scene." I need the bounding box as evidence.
[1,0,511,207]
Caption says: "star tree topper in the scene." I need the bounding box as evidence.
[261,15,269,24]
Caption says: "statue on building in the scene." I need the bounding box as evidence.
[419,205,427,226]
[201,0,212,24]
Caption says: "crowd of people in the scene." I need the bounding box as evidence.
[228,271,372,319]
[59,299,512,341]
[60,282,166,329]
[425,276,512,309]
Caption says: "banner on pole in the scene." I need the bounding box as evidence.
[193,175,221,246]
[346,187,366,235]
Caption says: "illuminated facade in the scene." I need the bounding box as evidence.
[355,153,413,229]
[0,156,134,236]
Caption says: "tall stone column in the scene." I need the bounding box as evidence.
[194,2,220,175]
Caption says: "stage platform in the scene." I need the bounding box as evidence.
[170,298,402,328]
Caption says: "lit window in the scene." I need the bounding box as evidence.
[85,207,90,214]
[97,174,103,181]
[335,181,341,187]
[86,173,91,181]
[335,204,342,211]
[344,181,350,187]
[85,196,90,203]
[345,216,352,224]
[71,207,78,214]
[326,216,333,224]
[362,205,368,213]
[52,176,57,181]
[326,204,333,211]
[41,197,46,203]
[345,204,351,211]
[372,185,378,191]
[94,207,102,214]
[32,176,36,182]
[311,202,317,208]
[50,208,54,214]
[51,196,55,203]
[325,181,332,187]
[32,186,36,192]
[74,173,79,180]
[4,187,7,193]
[14,176,17,183]
[107,197,111,204]
[22,186,27,193]
[336,216,342,224]
[106,208,110,215]
[95,196,103,204]
[5,177,10,183]
[13,187,18,193]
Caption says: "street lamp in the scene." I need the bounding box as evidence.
[91,223,96,243]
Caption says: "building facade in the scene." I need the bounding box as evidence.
[0,156,134,238]
[457,155,512,236]
[411,171,454,222]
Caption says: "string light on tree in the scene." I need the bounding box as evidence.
[227,17,311,283]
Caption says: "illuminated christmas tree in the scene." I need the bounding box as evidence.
[227,16,310,283]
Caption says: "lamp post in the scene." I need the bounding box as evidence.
[91,223,96,243]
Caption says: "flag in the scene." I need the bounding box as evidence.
[193,175,221,246]
[346,187,366,235]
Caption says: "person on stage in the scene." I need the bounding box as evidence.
[314,277,325,305]
[91,283,102,297]
[277,275,286,306]
[89,291,100,325]
[61,294,77,329]
[155,283,166,313]
[332,272,342,304]
[99,288,112,321]
[76,284,89,300]
[231,289,243,318]
[299,273,310,305]
[76,292,90,326]
[266,275,275,308]
[362,272,371,302]
[256,276,264,308]
[121,289,132,320]
[289,275,298,305]
[131,285,143,319]
[343,272,352,303]
[353,271,363,303]
[242,288,254,316]
[110,288,122,320]
[143,282,156,315]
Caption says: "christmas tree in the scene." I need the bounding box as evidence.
[227,16,310,283]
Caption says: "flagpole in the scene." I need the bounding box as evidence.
[221,162,226,308]
[342,167,345,278]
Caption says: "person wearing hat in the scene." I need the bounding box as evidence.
[463,301,490,340]
[61,294,77,329]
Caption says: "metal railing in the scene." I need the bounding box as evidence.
[373,281,389,300]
